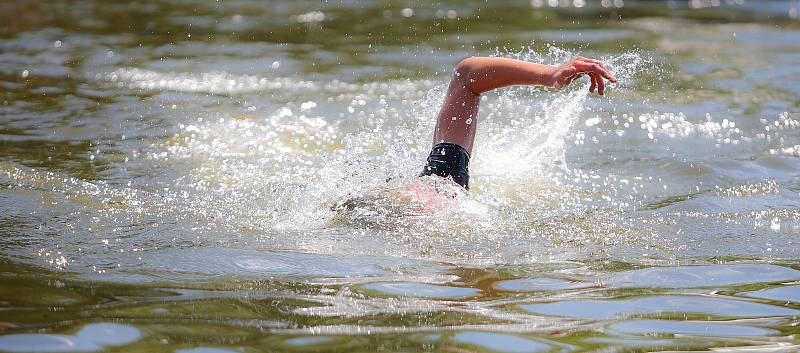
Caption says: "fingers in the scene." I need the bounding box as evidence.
[589,63,617,83]
[576,56,607,69]
[568,71,605,96]
[561,68,599,95]
[574,60,617,83]
[557,59,617,96]
[588,73,605,95]
[596,73,605,95]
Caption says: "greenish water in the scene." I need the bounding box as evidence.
[1,1,800,352]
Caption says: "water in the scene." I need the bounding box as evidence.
[1,0,799,351]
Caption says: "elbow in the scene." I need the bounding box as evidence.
[455,56,478,78]
[454,56,480,94]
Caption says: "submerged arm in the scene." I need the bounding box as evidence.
[432,56,617,154]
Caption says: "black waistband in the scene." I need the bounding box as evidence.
[419,142,470,189]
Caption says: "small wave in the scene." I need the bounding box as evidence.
[99,68,318,95]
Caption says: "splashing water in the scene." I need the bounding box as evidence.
[0,46,659,272]
[3,43,792,271]
[2,3,800,349]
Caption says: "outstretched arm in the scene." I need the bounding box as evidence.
[432,56,617,154]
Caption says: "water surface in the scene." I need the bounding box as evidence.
[1,0,800,352]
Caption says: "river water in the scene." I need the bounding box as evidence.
[1,1,800,352]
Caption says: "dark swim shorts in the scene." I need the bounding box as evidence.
[419,142,470,189]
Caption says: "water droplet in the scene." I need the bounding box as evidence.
[300,101,317,111]
[770,218,781,231]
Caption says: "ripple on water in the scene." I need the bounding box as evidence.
[742,285,800,303]
[494,277,593,292]
[535,29,635,42]
[606,264,800,289]
[81,272,159,284]
[361,282,479,299]
[520,295,800,319]
[0,323,140,353]
[283,336,335,347]
[449,332,557,353]
[174,348,242,353]
[607,319,778,337]
[139,248,443,280]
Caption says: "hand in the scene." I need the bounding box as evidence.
[548,57,617,95]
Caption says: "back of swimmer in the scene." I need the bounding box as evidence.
[420,56,617,189]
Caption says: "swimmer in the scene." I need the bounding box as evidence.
[333,56,617,220]
[420,56,618,189]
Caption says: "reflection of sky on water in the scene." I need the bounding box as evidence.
[175,348,241,353]
[608,319,777,337]
[521,295,800,319]
[0,324,140,353]
[606,264,800,288]
[495,277,593,291]
[742,285,800,303]
[362,282,479,298]
[451,332,556,353]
